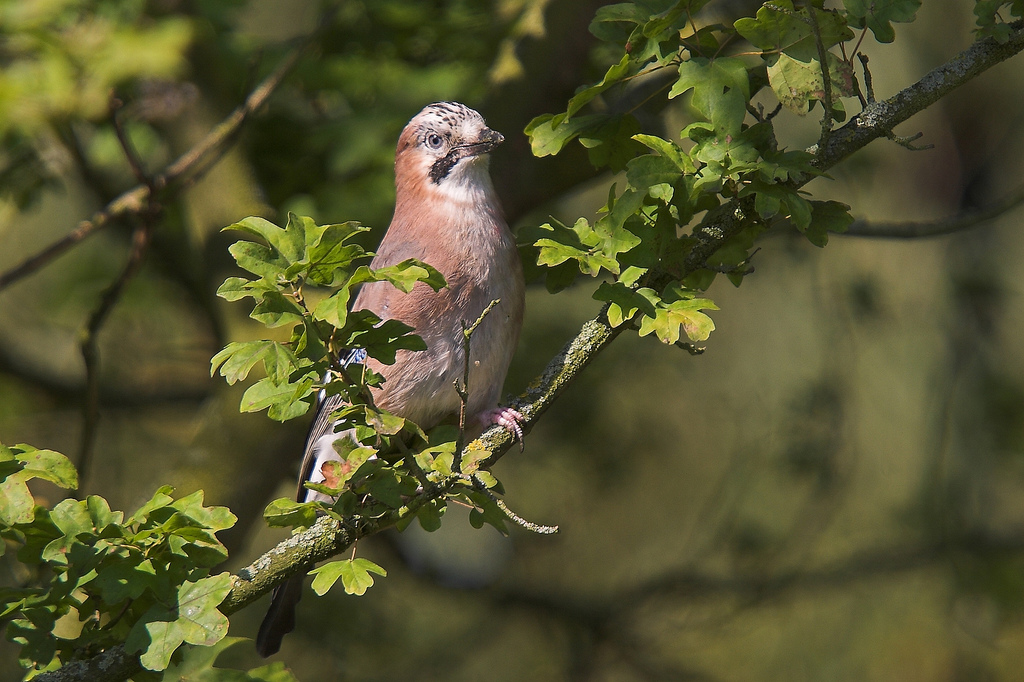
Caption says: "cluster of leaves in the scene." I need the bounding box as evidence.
[0,443,245,677]
[974,0,1024,42]
[211,212,446,421]
[212,214,515,596]
[523,0,951,346]
[264,422,510,599]
[160,637,299,681]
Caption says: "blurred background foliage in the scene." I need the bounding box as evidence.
[2,0,1024,680]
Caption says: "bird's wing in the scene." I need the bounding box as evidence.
[294,232,453,501]
[292,347,366,502]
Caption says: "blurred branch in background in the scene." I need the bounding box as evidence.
[74,97,159,497]
[0,342,211,407]
[486,530,1024,679]
[845,182,1024,238]
[0,14,319,292]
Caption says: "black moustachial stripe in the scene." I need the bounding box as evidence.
[429,151,460,184]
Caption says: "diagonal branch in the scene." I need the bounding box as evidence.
[33,20,1024,682]
[0,38,306,293]
[810,21,1024,171]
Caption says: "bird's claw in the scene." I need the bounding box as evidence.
[479,406,525,451]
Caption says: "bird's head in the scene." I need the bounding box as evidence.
[394,102,503,204]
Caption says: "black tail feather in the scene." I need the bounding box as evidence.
[256,575,304,657]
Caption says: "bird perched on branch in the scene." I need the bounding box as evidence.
[256,102,526,657]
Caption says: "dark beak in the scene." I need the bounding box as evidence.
[464,127,504,156]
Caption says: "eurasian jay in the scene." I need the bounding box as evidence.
[256,102,525,657]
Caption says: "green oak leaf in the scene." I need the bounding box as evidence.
[579,114,644,172]
[309,558,387,597]
[346,319,426,365]
[171,490,236,532]
[210,340,272,385]
[844,0,921,43]
[805,200,854,246]
[767,52,822,115]
[128,485,175,525]
[669,57,750,135]
[11,444,78,490]
[369,259,447,294]
[525,113,606,157]
[467,490,509,536]
[226,214,308,266]
[589,2,649,43]
[263,499,319,528]
[240,375,316,421]
[417,499,445,532]
[215,276,257,302]
[636,287,718,344]
[92,559,157,603]
[737,1,853,55]
[767,51,851,116]
[0,476,34,525]
[626,154,683,190]
[250,290,304,328]
[134,573,232,671]
[161,636,301,681]
[312,287,355,329]
[594,280,658,327]
[566,54,631,118]
[632,134,695,173]
[306,221,370,286]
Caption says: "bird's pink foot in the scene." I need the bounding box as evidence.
[477,406,525,450]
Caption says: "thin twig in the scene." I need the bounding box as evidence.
[886,130,933,151]
[858,53,875,103]
[470,474,559,535]
[853,57,933,152]
[746,101,783,123]
[453,298,500,473]
[76,221,153,498]
[811,22,1024,169]
[805,2,834,149]
[108,92,152,189]
[674,341,706,355]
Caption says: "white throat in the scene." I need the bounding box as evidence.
[432,155,498,206]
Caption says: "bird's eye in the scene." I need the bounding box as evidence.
[426,133,444,149]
